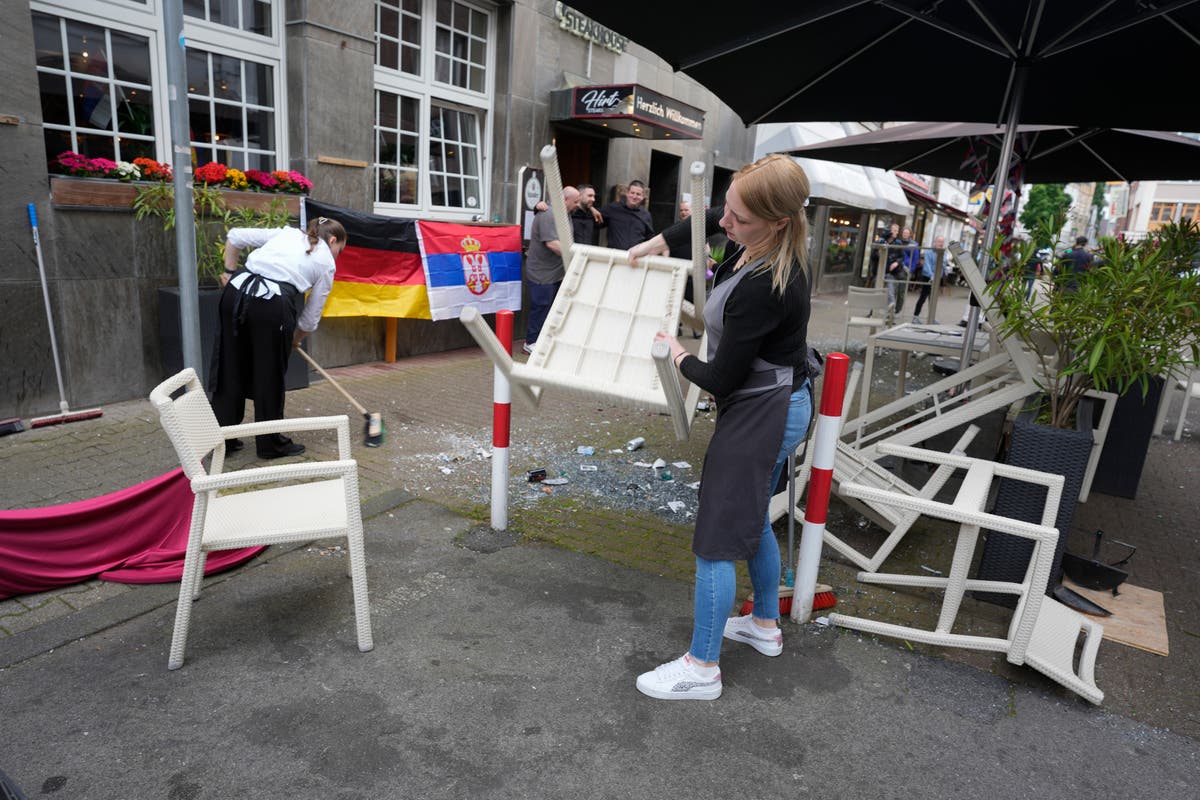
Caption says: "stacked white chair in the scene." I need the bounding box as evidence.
[149,368,373,670]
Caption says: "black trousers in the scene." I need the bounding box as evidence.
[209,285,301,453]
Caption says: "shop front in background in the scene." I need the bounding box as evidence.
[809,204,868,294]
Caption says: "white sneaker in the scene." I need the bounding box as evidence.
[635,653,722,700]
[723,614,783,656]
[521,342,534,355]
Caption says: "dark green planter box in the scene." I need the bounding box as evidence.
[1089,376,1165,499]
[973,402,1094,607]
[158,287,309,391]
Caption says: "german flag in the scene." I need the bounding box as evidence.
[305,199,432,319]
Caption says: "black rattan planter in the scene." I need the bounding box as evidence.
[973,402,1094,607]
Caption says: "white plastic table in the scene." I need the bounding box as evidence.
[858,323,991,419]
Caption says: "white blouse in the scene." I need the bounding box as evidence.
[227,227,336,332]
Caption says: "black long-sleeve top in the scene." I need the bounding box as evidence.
[662,207,811,396]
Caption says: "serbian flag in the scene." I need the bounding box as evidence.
[305,199,430,318]
[417,220,523,321]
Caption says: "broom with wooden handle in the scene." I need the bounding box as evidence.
[293,348,384,447]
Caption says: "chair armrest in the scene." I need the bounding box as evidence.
[191,459,357,493]
[840,480,1058,543]
[221,415,352,458]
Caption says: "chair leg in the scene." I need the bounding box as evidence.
[169,502,207,670]
[346,524,373,653]
[169,548,204,670]
[191,552,208,601]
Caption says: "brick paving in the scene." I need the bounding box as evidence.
[2,286,1197,736]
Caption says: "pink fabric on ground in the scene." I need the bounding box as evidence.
[0,469,264,600]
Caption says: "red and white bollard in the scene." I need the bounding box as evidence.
[791,352,850,623]
[490,310,513,531]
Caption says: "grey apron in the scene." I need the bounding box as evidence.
[692,260,794,561]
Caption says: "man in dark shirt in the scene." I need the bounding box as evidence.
[597,179,655,250]
[1056,235,1094,291]
[570,183,602,246]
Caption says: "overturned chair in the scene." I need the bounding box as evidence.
[461,146,710,441]
[827,441,1105,705]
[149,368,373,670]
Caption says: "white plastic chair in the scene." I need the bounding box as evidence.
[827,442,1104,704]
[149,368,373,670]
[842,286,891,351]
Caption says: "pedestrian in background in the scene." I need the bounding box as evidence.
[211,216,346,459]
[627,153,813,701]
[1056,235,1094,291]
[885,225,917,315]
[911,234,944,322]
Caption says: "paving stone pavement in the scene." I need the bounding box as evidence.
[2,284,1198,754]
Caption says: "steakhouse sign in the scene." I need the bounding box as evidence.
[554,3,628,54]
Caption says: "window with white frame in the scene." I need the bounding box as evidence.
[33,11,157,163]
[374,0,493,216]
[184,0,273,36]
[186,50,277,170]
[31,1,285,172]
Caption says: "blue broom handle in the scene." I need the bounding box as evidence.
[29,202,69,412]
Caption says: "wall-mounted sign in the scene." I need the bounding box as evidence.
[550,84,705,140]
[554,3,628,53]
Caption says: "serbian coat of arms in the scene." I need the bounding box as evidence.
[460,235,491,295]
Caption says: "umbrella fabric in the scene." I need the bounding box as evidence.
[784,123,1200,183]
[564,1,1200,130]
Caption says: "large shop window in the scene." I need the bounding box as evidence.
[374,0,493,216]
[31,2,285,172]
[34,12,157,163]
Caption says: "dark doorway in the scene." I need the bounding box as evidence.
[553,128,608,190]
[648,150,681,232]
[711,166,734,208]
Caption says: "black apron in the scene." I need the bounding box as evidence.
[692,261,793,561]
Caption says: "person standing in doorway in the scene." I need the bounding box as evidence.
[571,183,603,246]
[523,186,581,354]
[626,154,813,701]
[597,179,655,250]
[536,183,602,245]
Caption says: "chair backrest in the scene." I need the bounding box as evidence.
[847,286,890,314]
[149,368,222,481]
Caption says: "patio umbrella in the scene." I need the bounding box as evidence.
[564,0,1200,258]
[562,1,1200,131]
[784,123,1200,184]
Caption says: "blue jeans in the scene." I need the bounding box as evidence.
[689,382,813,663]
[525,280,559,344]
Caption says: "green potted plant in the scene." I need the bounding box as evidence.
[986,215,1200,434]
[974,214,1200,606]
